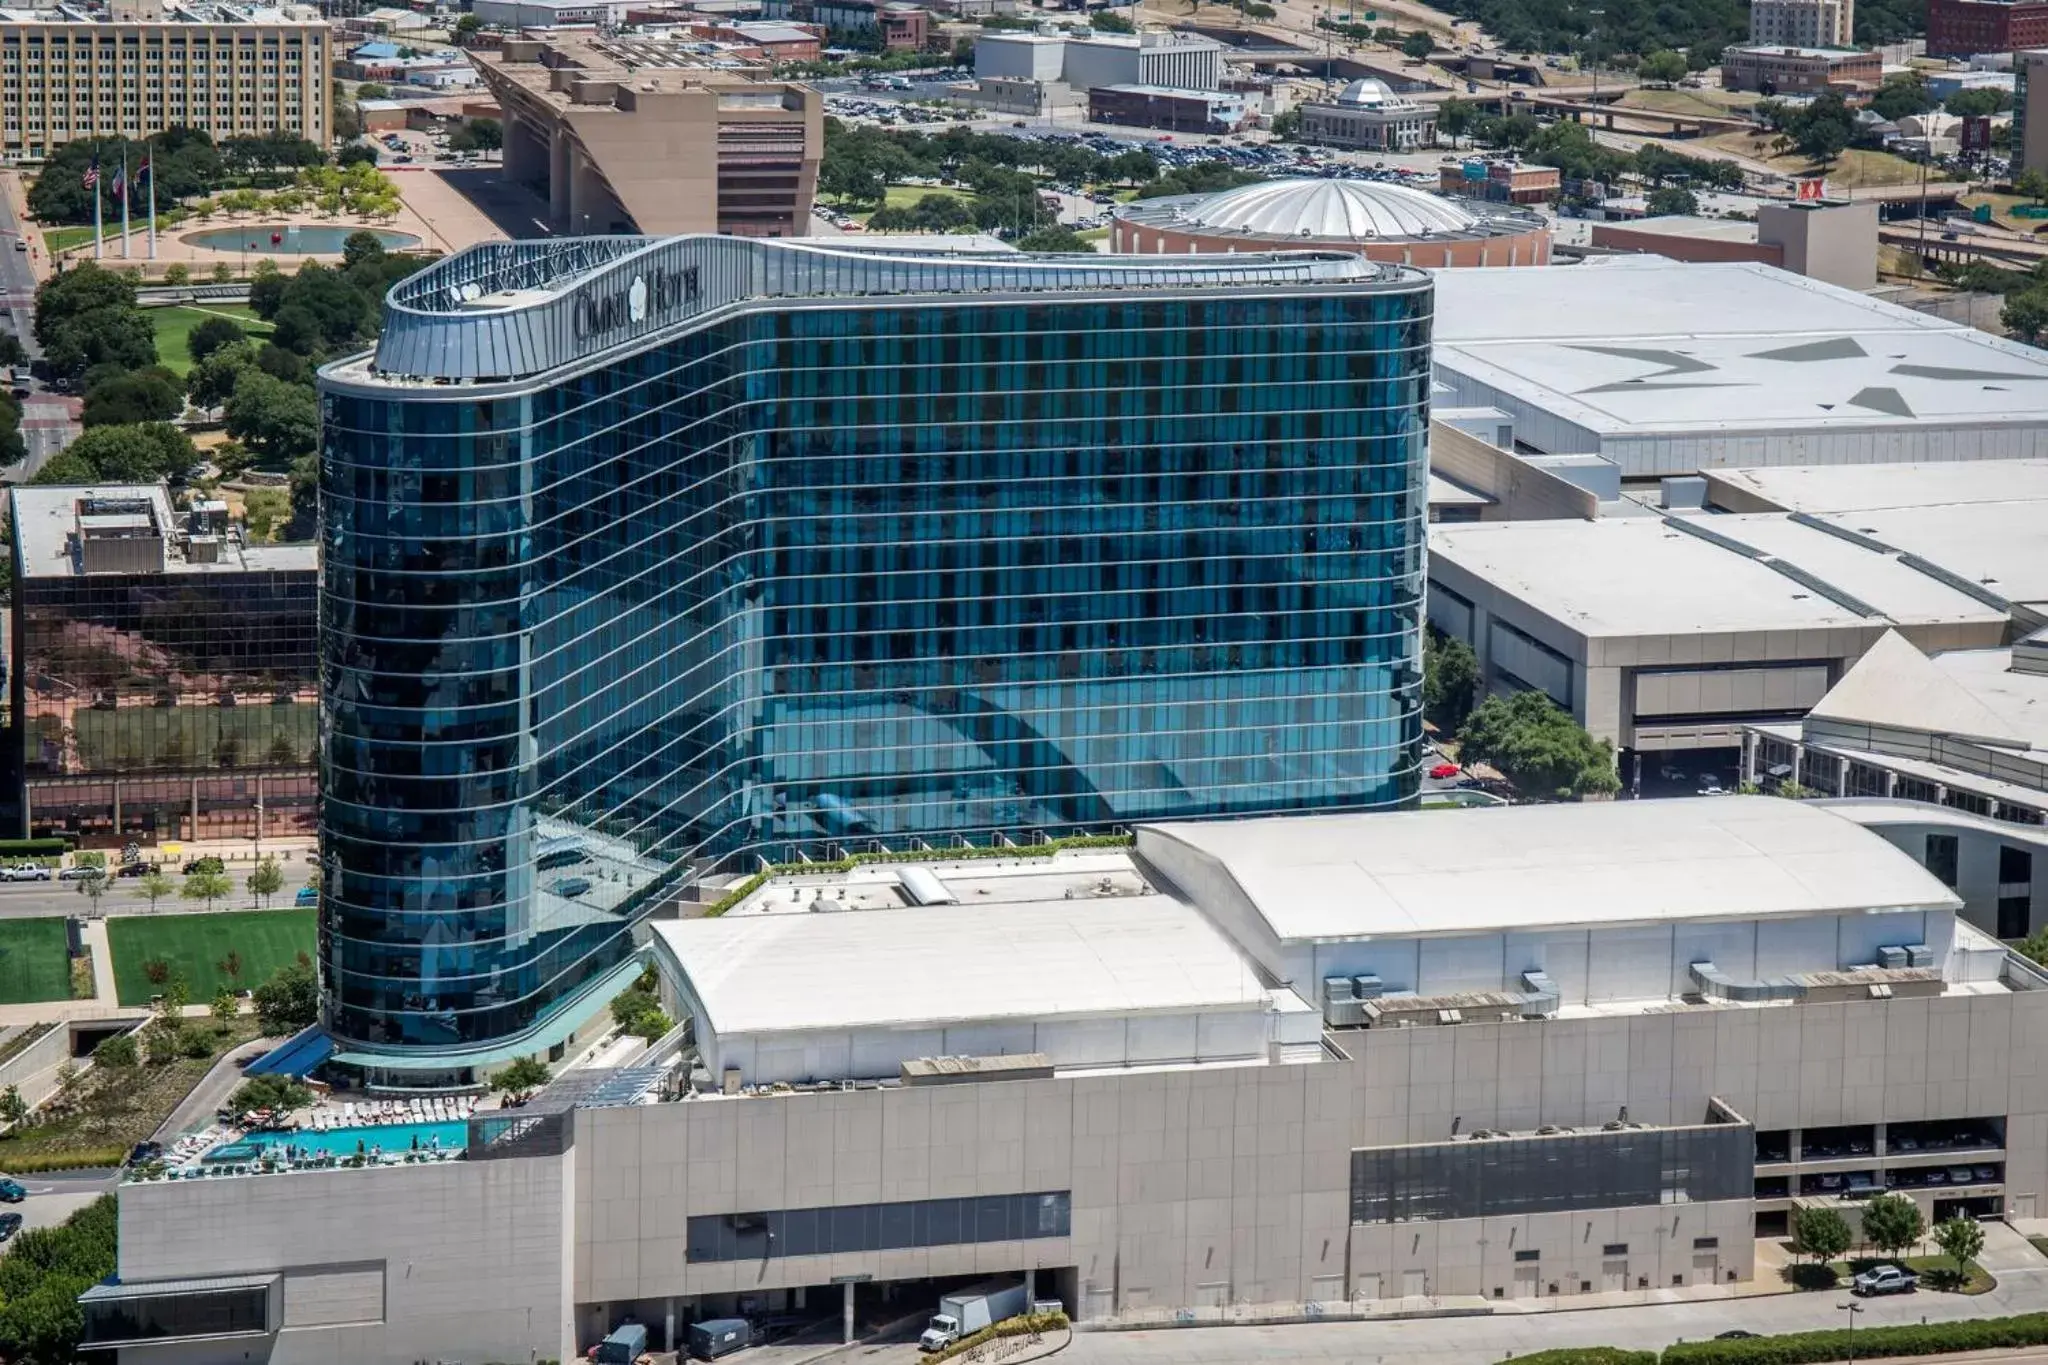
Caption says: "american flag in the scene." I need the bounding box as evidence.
[81,156,99,188]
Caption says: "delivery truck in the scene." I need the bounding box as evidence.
[918,1279,1028,1353]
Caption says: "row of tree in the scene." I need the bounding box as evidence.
[819,120,1162,208]
[1437,107,1745,192]
[29,128,326,227]
[1423,629,1620,800]
[1791,1196,1984,1286]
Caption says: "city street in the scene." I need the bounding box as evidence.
[1062,1258,2048,1365]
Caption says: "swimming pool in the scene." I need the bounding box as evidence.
[205,1120,467,1162]
[182,225,422,254]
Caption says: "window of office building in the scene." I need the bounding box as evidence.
[1927,833,1960,889]
[1349,1124,1753,1224]
[685,1192,1071,1262]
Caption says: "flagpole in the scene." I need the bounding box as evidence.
[92,163,102,261]
[119,146,131,260]
[146,141,157,260]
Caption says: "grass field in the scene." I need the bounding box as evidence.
[0,920,74,1005]
[1617,86,1760,118]
[148,304,274,377]
[40,225,97,253]
[107,908,315,1006]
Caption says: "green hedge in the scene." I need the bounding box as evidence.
[1663,1314,2048,1365]
[704,834,1135,917]
[932,1310,1068,1363]
[0,838,72,857]
[1510,1351,1658,1365]
[0,1146,128,1173]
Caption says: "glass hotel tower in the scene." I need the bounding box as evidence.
[317,236,1432,1078]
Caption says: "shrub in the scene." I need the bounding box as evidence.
[1508,1352,1658,1365]
[1663,1313,2048,1365]
[931,1310,1068,1363]
[71,851,105,870]
[91,1034,137,1068]
[0,1147,127,1173]
[227,1075,310,1115]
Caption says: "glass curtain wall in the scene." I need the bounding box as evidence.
[320,287,1430,1054]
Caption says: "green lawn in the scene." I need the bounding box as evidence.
[41,225,98,253]
[68,701,315,772]
[147,304,273,377]
[0,920,74,1005]
[107,908,315,1007]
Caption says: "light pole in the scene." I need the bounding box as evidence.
[1839,1299,1864,1364]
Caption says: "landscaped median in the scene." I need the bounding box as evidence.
[1509,1313,2048,1365]
[931,1310,1069,1363]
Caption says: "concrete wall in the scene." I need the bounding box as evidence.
[1759,201,1878,291]
[0,1022,87,1115]
[1589,222,1780,269]
[1824,802,2048,941]
[114,1156,573,1365]
[1428,422,1599,522]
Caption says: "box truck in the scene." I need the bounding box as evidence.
[918,1279,1028,1352]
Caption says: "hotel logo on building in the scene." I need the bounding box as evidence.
[572,263,701,341]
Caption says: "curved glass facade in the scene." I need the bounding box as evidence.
[319,240,1431,1059]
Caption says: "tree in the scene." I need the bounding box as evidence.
[210,986,240,1033]
[1089,7,1133,29]
[493,1055,553,1103]
[39,307,157,388]
[218,950,243,985]
[1639,49,1687,85]
[74,868,105,919]
[162,263,191,286]
[1014,226,1091,252]
[228,1075,311,1116]
[1423,630,1480,735]
[55,422,196,483]
[2021,167,2048,205]
[93,1033,137,1068]
[0,333,26,368]
[0,1085,28,1128]
[180,869,232,912]
[1793,1204,1852,1266]
[252,953,318,1034]
[1400,30,1434,58]
[1459,690,1620,799]
[1870,72,1935,122]
[2004,287,2048,346]
[1861,1191,1926,1258]
[338,143,379,169]
[340,230,388,270]
[448,118,504,154]
[1946,87,2011,117]
[224,368,321,462]
[244,487,290,541]
[186,314,248,364]
[1933,1215,1984,1281]
[81,369,184,427]
[247,856,284,909]
[355,81,390,100]
[1437,98,1476,148]
[1793,91,1855,164]
[187,340,258,410]
[455,11,481,33]
[1647,185,1700,216]
[135,869,173,912]
[27,451,100,487]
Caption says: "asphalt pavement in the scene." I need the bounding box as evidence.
[1063,1255,2048,1365]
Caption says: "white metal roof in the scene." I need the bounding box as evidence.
[1430,260,2048,438]
[1137,797,1960,944]
[1172,177,1479,239]
[1707,460,2048,513]
[1808,630,2026,747]
[651,896,1270,1037]
[1427,514,2006,638]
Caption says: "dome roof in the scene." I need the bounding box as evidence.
[1176,177,1480,240]
[1336,77,1396,105]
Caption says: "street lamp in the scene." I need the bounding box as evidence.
[1839,1300,1865,1364]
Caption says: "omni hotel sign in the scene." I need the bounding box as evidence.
[572,263,702,341]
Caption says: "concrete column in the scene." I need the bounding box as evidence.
[1836,760,1849,798]
[550,126,572,229]
[842,1281,855,1345]
[1026,1268,1036,1304]
[1886,771,1898,798]
[663,1298,676,1353]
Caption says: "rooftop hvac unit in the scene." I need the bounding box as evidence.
[1352,974,1385,1000]
[187,535,222,564]
[1323,976,1364,1028]
[1878,945,1909,970]
[1906,944,1934,968]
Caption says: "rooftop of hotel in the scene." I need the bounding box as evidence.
[1427,513,2014,638]
[1137,798,1962,944]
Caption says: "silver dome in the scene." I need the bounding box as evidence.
[1175,177,1480,240]
[1336,77,1398,106]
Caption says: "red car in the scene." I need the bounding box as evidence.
[1429,762,1461,779]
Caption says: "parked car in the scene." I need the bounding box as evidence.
[1949,1166,1977,1184]
[295,886,319,907]
[1852,1265,1918,1296]
[127,1141,163,1166]
[0,1213,21,1241]
[550,877,593,898]
[1975,1165,1999,1182]
[1429,763,1461,779]
[57,865,98,880]
[1923,1169,1948,1185]
[0,864,49,882]
[116,862,157,878]
[0,1179,27,1203]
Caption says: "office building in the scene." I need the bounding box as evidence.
[1749,0,1852,48]
[1295,77,1437,151]
[1589,199,1878,291]
[1113,176,1552,268]
[1430,260,2048,476]
[472,34,822,238]
[0,0,329,160]
[5,485,317,844]
[2016,50,2048,173]
[1720,44,1882,94]
[1087,83,1247,132]
[1437,157,1561,205]
[974,27,1222,92]
[314,233,1433,1080]
[84,798,2048,1365]
[1930,0,2048,54]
